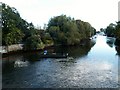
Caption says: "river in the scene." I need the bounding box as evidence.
[2,35,119,88]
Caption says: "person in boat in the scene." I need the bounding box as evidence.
[44,50,48,55]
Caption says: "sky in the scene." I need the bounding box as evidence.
[1,0,120,30]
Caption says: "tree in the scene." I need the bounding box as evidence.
[2,3,24,45]
[24,35,44,50]
[2,3,44,50]
[100,28,105,32]
[41,32,53,45]
[76,20,96,39]
[47,15,82,45]
[115,21,120,39]
[47,15,96,45]
[105,23,116,37]
[4,26,24,45]
[114,21,120,46]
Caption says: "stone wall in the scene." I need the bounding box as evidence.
[0,44,24,53]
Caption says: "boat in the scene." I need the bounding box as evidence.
[39,53,68,58]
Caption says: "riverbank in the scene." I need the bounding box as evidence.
[1,43,54,55]
[1,35,97,56]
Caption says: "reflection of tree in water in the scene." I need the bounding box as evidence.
[106,37,115,48]
[53,40,96,58]
[22,51,43,61]
[2,54,25,74]
[115,46,120,55]
[24,40,96,60]
[3,40,96,62]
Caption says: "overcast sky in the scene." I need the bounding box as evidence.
[1,0,119,30]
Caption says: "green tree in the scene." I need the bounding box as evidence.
[105,23,116,37]
[41,32,54,45]
[115,21,120,39]
[47,15,95,45]
[24,35,44,50]
[2,3,24,45]
[114,21,120,46]
[2,3,44,50]
[4,26,24,45]
[76,20,96,39]
[47,15,82,45]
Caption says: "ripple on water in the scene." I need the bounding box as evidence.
[2,36,119,88]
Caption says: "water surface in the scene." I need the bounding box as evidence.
[2,35,119,88]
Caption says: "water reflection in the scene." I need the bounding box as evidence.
[106,37,116,48]
[2,55,28,74]
[2,35,119,88]
[2,39,96,73]
[14,60,29,68]
[53,40,96,58]
[21,40,96,62]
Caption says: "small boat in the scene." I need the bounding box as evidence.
[39,53,68,58]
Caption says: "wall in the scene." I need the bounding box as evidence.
[0,44,24,53]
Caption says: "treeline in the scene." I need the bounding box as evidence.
[47,15,96,45]
[101,22,120,46]
[2,3,53,50]
[2,3,96,50]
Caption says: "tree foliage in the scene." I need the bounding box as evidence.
[104,21,120,46]
[24,35,44,50]
[114,21,120,46]
[76,20,96,38]
[2,3,96,49]
[2,3,24,45]
[47,15,96,45]
[101,22,120,53]
[104,23,116,37]
[115,21,120,39]
[2,3,46,50]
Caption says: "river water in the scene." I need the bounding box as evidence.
[2,35,119,88]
